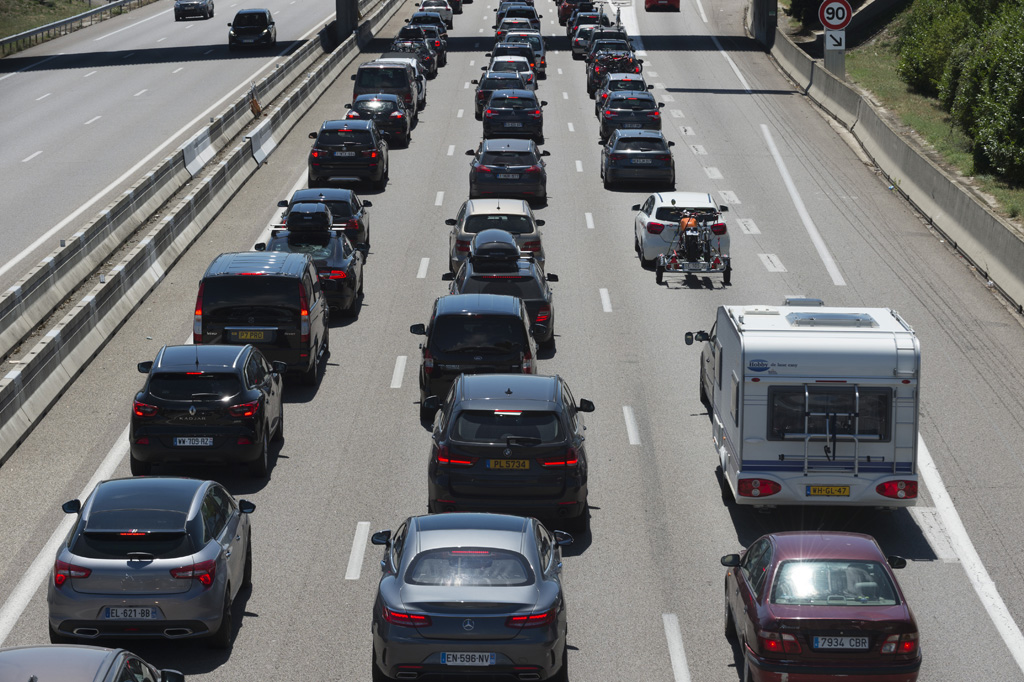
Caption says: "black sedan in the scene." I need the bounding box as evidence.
[467,138,549,203]
[471,71,527,119]
[344,93,414,148]
[598,90,663,140]
[370,513,572,682]
[307,120,389,190]
[482,88,547,143]
[600,129,674,188]
[256,226,365,316]
[277,187,372,246]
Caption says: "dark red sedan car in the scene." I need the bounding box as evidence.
[722,532,921,682]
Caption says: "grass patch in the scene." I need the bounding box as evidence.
[0,0,109,40]
[847,29,1024,221]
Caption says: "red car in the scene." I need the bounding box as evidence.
[722,532,921,682]
[644,0,679,10]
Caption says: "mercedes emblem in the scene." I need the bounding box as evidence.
[474,356,484,361]
[462,618,475,631]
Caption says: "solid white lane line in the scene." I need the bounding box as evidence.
[21,151,42,163]
[435,191,444,207]
[567,122,574,132]
[447,145,455,156]
[134,89,147,97]
[719,190,740,204]
[344,522,372,580]
[585,212,594,230]
[391,356,407,389]
[662,614,691,682]
[417,258,430,279]
[172,67,183,73]
[711,35,750,93]
[0,425,130,645]
[690,145,706,156]
[84,116,101,125]
[758,253,787,272]
[562,91,568,99]
[0,53,62,82]
[737,218,760,234]
[761,124,845,286]
[622,406,640,445]
[704,167,723,180]
[693,0,708,22]
[36,93,51,101]
[84,70,97,78]
[575,160,583,173]
[918,435,1024,672]
[908,506,958,563]
[670,109,684,118]
[457,109,464,118]
[95,8,169,40]
[599,288,612,312]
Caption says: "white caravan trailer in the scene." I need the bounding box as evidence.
[685,301,920,508]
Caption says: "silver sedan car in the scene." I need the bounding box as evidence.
[370,513,572,681]
[47,477,255,648]
[0,644,184,682]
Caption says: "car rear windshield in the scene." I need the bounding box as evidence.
[615,138,668,152]
[464,275,543,299]
[480,151,536,165]
[481,76,522,90]
[267,234,335,260]
[316,129,373,146]
[654,206,713,222]
[430,315,526,353]
[355,100,398,115]
[610,96,656,110]
[488,96,537,110]
[202,277,300,320]
[464,214,534,234]
[610,80,644,91]
[453,410,563,443]
[770,560,900,606]
[406,548,535,586]
[73,510,193,559]
[233,12,266,26]
[355,68,409,89]
[506,34,542,51]
[291,199,352,218]
[490,61,529,74]
[148,373,242,401]
[494,46,533,58]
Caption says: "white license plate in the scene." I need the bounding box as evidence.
[335,151,356,157]
[174,437,213,447]
[442,652,496,666]
[504,122,523,127]
[813,635,870,650]
[104,607,160,620]
[632,158,653,164]
[623,123,642,128]
[497,174,520,179]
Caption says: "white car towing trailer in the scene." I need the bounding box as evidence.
[685,299,920,509]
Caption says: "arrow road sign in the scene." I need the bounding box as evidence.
[819,0,852,31]
[825,30,846,50]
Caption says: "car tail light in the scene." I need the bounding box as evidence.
[423,348,435,376]
[319,269,348,280]
[436,445,478,467]
[882,632,918,654]
[737,478,782,498]
[390,110,404,119]
[603,110,617,118]
[535,303,550,322]
[521,240,540,253]
[528,109,542,118]
[646,221,665,235]
[228,401,258,418]
[434,40,441,48]
[484,109,495,117]
[382,605,432,627]
[310,148,324,159]
[649,110,660,118]
[361,149,379,158]
[193,282,204,344]
[655,154,672,161]
[876,480,918,500]
[346,111,360,119]
[610,154,625,161]
[477,90,486,100]
[54,559,91,587]
[474,165,493,173]
[133,401,158,417]
[456,239,471,253]
[404,93,413,105]
[522,347,534,374]
[298,282,310,345]
[170,559,216,588]
[710,222,727,236]
[343,218,360,231]
[506,606,557,628]
[758,630,802,654]
[539,447,578,468]
[524,165,542,174]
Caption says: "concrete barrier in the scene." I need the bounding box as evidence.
[767,28,1024,313]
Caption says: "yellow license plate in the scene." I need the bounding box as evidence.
[489,459,530,470]
[236,331,265,341]
[806,485,850,497]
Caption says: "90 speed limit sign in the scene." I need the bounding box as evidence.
[819,0,852,31]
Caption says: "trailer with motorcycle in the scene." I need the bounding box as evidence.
[654,208,731,285]
[685,299,921,509]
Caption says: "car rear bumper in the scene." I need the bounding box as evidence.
[747,648,921,682]
[129,433,264,464]
[607,165,673,182]
[470,178,546,199]
[428,480,587,520]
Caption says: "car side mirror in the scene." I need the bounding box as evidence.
[423,395,440,411]
[887,555,908,570]
[254,242,266,252]
[410,323,427,335]
[227,22,232,26]
[344,103,352,109]
[638,58,644,64]
[465,149,476,156]
[239,499,256,513]
[721,553,741,567]
[658,102,664,108]
[541,150,551,157]
[441,272,455,281]
[538,13,543,17]
[578,399,595,413]
[482,65,488,70]
[553,530,573,546]
[350,74,356,79]
[371,530,392,545]
[486,52,493,56]
[309,132,318,139]
[445,218,457,225]
[61,499,81,514]
[137,361,153,374]
[719,205,729,212]
[277,199,288,208]
[546,273,558,282]
[668,141,675,147]
[362,200,373,207]
[272,361,288,374]
[471,79,479,84]
[630,203,641,211]
[160,671,185,682]
[535,219,545,226]
[647,84,654,89]
[540,100,548,106]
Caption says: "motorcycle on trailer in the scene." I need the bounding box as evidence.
[655,209,731,285]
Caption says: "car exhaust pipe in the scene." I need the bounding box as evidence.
[395,673,418,680]
[518,674,541,681]
[164,628,194,637]
[556,507,569,517]
[445,506,456,512]
[72,628,99,637]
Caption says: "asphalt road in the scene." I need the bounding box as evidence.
[2,0,1024,679]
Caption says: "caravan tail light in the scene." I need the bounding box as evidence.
[876,480,918,500]
[737,478,781,498]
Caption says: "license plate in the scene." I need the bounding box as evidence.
[104,607,160,620]
[504,122,523,127]
[806,485,850,496]
[335,151,356,157]
[442,653,496,666]
[631,158,652,164]
[623,123,642,128]
[497,174,520,179]
[174,437,213,447]
[235,330,265,341]
[488,459,530,470]
[813,635,869,650]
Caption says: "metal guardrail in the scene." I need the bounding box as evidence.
[1,0,160,57]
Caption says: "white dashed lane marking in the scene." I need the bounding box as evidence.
[758,253,787,272]
[575,160,583,172]
[21,151,42,163]
[622,406,640,445]
[670,109,684,118]
[134,89,147,97]
[567,122,574,132]
[172,67,183,73]
[435,192,444,207]
[417,258,430,278]
[84,70,97,78]
[704,167,723,180]
[84,116,101,125]
[344,522,371,580]
[36,93,51,100]
[599,288,612,312]
[390,356,407,389]
[737,218,760,234]
[690,145,706,155]
[585,212,594,230]
[447,145,455,156]
[719,190,740,204]
[663,614,692,682]
[457,109,464,118]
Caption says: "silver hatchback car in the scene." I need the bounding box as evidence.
[447,198,545,273]
[47,477,255,648]
[370,513,572,681]
[0,644,184,682]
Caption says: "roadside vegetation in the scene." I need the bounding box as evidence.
[0,0,101,40]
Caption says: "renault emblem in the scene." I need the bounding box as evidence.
[474,356,483,361]
[462,618,475,631]
[189,405,197,416]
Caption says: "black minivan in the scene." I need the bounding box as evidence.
[194,252,329,386]
[410,293,540,422]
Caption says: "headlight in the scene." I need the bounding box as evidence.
[229,29,236,35]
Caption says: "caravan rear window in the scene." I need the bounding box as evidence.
[767,386,892,442]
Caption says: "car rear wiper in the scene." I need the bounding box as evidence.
[190,393,223,399]
[126,552,155,563]
[506,436,542,447]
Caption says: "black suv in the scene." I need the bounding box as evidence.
[451,229,557,347]
[130,344,285,477]
[194,251,329,385]
[424,373,594,531]
[471,71,527,119]
[277,187,371,246]
[482,89,547,143]
[411,294,540,421]
[307,120,390,189]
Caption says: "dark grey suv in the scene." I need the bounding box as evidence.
[482,88,548,143]
[307,120,390,189]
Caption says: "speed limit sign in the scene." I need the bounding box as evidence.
[819,0,852,31]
